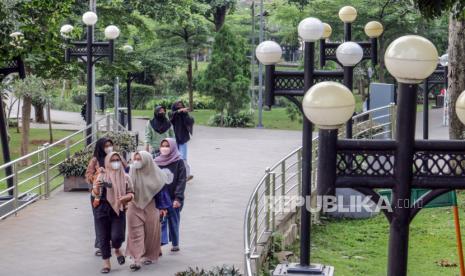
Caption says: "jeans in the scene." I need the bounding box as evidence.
[161,206,181,247]
[178,143,188,160]
[93,200,126,259]
[178,143,190,176]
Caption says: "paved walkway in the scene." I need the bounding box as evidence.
[0,122,301,276]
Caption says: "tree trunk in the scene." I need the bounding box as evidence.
[47,102,53,143]
[186,49,194,111]
[20,96,32,165]
[214,6,228,32]
[448,16,465,140]
[33,102,45,123]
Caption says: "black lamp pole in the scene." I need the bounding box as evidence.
[0,57,26,196]
[64,21,116,145]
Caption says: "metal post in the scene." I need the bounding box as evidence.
[265,65,275,107]
[251,2,256,109]
[444,66,448,88]
[316,129,338,197]
[281,161,286,196]
[265,169,271,232]
[257,0,264,128]
[319,39,326,67]
[370,38,378,65]
[85,25,94,146]
[114,77,119,132]
[344,23,352,42]
[343,66,354,138]
[44,143,50,198]
[126,75,132,131]
[12,163,18,215]
[387,83,417,276]
[423,78,429,139]
[299,41,314,268]
[389,103,396,138]
[106,113,111,133]
[271,171,276,231]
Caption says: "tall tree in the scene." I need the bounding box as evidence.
[412,0,465,139]
[202,0,236,31]
[200,25,250,125]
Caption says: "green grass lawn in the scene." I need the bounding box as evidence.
[291,194,465,275]
[0,128,85,195]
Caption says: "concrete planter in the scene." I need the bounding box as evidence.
[64,176,90,192]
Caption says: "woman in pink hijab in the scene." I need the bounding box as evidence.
[155,138,187,252]
[91,152,134,274]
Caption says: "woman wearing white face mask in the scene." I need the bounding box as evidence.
[86,138,114,257]
[126,151,172,271]
[92,152,134,274]
[155,138,187,252]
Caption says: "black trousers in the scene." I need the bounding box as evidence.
[91,195,100,249]
[93,200,126,260]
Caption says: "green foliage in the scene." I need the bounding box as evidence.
[175,265,242,276]
[99,83,156,109]
[71,93,87,106]
[58,132,137,177]
[145,92,215,110]
[209,110,254,128]
[412,0,465,18]
[200,25,250,117]
[58,148,93,177]
[10,75,50,104]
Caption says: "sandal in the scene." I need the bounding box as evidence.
[100,267,111,274]
[143,260,153,265]
[117,255,125,265]
[95,249,102,257]
[130,264,141,271]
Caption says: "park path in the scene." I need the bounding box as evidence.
[0,122,302,276]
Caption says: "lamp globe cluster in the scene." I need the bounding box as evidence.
[384,35,438,84]
[339,6,357,23]
[60,11,120,41]
[456,91,465,125]
[302,82,355,129]
[298,17,324,42]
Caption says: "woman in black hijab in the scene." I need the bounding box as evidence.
[144,106,174,157]
[170,101,194,181]
[86,137,114,257]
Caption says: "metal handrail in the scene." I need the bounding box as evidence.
[243,103,396,275]
[0,113,131,220]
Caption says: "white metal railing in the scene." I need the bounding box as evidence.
[243,103,396,275]
[0,113,131,220]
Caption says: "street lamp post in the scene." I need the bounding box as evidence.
[421,54,448,139]
[319,6,383,138]
[306,35,465,276]
[61,12,120,145]
[0,55,26,196]
[257,17,341,275]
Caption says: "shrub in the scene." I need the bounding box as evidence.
[58,132,138,177]
[144,92,215,110]
[209,110,254,128]
[71,93,87,105]
[58,149,93,177]
[51,97,81,112]
[99,83,156,109]
[175,265,242,276]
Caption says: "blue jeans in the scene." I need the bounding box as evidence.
[161,206,181,247]
[178,143,188,160]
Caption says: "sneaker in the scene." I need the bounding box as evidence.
[171,246,180,252]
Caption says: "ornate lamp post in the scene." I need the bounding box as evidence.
[319,6,383,138]
[61,11,120,145]
[307,35,465,276]
[257,17,340,275]
[421,53,448,139]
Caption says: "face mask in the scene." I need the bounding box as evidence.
[160,147,171,156]
[105,147,113,154]
[111,161,121,170]
[133,161,142,170]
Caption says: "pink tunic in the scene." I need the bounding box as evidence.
[125,199,161,263]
